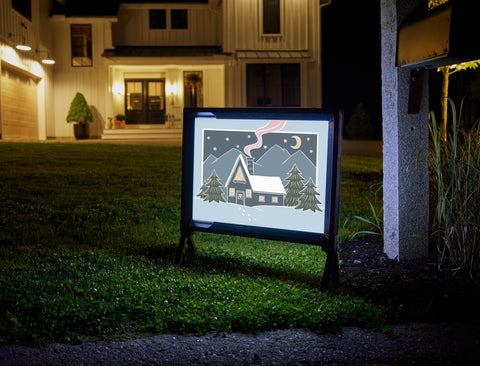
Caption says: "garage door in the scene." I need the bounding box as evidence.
[1,64,38,140]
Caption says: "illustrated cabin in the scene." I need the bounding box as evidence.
[225,155,286,207]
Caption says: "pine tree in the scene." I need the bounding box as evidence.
[284,164,305,206]
[296,178,322,212]
[197,180,208,200]
[204,170,226,203]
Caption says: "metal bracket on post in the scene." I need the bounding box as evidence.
[408,69,425,114]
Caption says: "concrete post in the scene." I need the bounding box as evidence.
[381,0,429,260]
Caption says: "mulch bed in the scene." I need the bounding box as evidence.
[338,236,480,324]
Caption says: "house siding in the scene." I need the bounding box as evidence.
[51,18,114,138]
[112,4,221,47]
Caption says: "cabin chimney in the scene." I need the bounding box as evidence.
[247,157,254,175]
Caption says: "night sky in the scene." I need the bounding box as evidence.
[203,130,318,165]
[322,0,382,139]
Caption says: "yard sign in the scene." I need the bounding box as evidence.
[178,108,342,288]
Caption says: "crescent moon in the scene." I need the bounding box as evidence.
[291,135,301,149]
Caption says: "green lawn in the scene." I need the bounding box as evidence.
[0,142,383,344]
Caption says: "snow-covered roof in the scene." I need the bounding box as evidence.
[226,155,286,195]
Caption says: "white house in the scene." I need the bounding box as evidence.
[0,0,330,141]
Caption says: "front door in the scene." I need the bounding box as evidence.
[125,79,165,124]
[236,191,245,205]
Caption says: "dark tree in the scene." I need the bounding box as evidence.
[204,170,226,203]
[284,164,305,206]
[296,178,322,212]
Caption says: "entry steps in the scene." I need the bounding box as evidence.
[102,126,182,143]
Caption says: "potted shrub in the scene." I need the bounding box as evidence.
[66,92,93,139]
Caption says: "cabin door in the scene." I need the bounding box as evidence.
[236,191,245,205]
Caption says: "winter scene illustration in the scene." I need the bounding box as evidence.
[192,118,330,234]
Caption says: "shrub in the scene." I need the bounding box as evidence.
[66,92,93,124]
[345,103,374,140]
[429,98,480,279]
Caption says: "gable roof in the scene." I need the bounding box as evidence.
[226,155,286,195]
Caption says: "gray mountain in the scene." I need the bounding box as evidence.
[201,145,317,195]
[280,150,316,185]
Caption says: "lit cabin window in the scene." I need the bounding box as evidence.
[246,189,252,198]
[71,25,92,67]
[229,188,235,197]
[233,167,246,183]
[271,196,278,204]
[259,195,265,202]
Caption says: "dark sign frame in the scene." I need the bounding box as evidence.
[178,108,342,288]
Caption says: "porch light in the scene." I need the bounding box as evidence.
[112,83,125,95]
[166,82,178,95]
[37,50,55,64]
[9,23,32,51]
[16,42,31,51]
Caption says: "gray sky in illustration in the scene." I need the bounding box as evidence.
[203,130,318,165]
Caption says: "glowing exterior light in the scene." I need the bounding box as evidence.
[16,43,31,51]
[166,83,178,95]
[112,83,125,95]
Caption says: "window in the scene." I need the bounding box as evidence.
[71,25,92,67]
[247,64,300,106]
[12,0,31,20]
[271,196,278,204]
[263,0,280,34]
[171,9,188,29]
[246,189,252,198]
[149,10,166,29]
[259,195,265,202]
[229,188,235,197]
